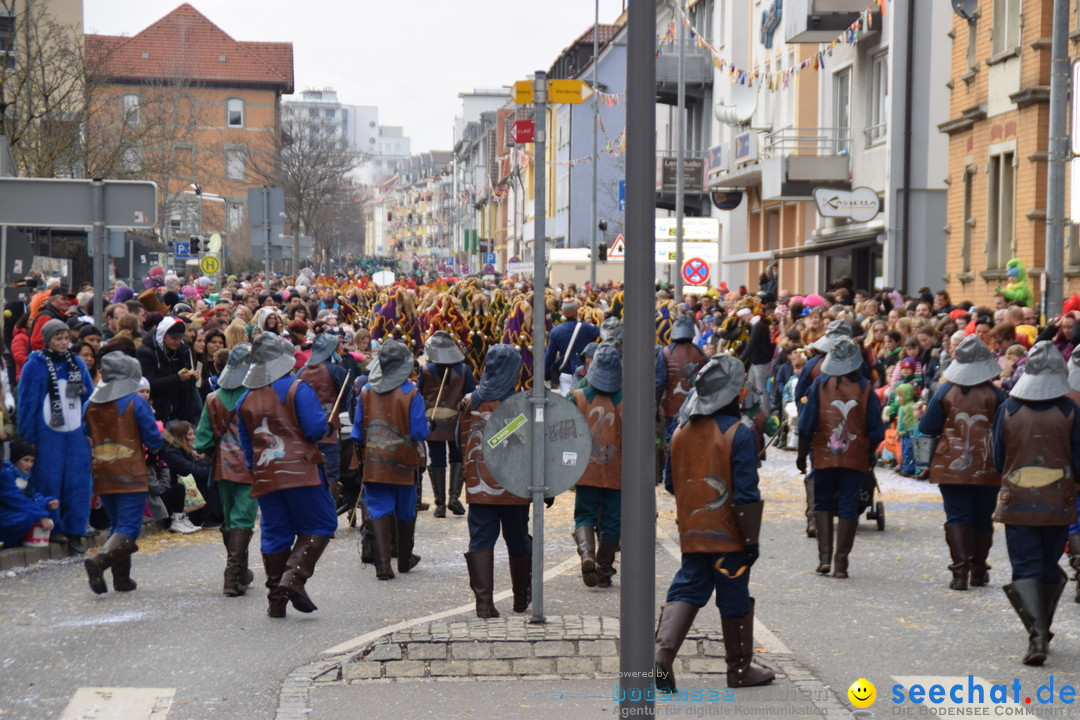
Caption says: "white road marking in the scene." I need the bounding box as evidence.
[891,676,1040,716]
[321,553,581,655]
[60,687,174,720]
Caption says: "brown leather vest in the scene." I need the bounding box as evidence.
[928,384,1001,487]
[86,401,149,494]
[298,362,340,443]
[993,403,1078,526]
[458,395,529,506]
[662,342,706,417]
[361,386,421,486]
[810,376,871,471]
[671,418,742,553]
[420,364,467,443]
[240,380,325,498]
[572,389,622,490]
[206,392,255,485]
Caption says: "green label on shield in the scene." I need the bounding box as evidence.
[487,413,528,449]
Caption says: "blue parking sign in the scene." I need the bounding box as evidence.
[483,252,496,265]
[174,242,190,257]
[618,179,626,212]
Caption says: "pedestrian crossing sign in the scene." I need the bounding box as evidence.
[607,234,626,260]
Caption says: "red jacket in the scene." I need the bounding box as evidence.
[11,327,29,381]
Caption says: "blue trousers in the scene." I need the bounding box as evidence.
[900,435,916,475]
[427,440,462,468]
[939,484,999,531]
[365,482,417,522]
[665,551,753,619]
[1005,524,1069,584]
[32,427,92,537]
[662,416,678,487]
[574,485,622,543]
[318,442,341,487]
[257,482,337,553]
[812,468,863,520]
[467,503,530,555]
[100,492,147,540]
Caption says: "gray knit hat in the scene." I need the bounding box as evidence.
[41,319,70,346]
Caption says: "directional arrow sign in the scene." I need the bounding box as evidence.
[511,80,534,104]
[547,79,594,104]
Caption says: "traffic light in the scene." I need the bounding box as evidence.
[190,235,201,253]
[598,242,608,262]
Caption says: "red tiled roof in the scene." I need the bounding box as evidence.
[85,4,293,93]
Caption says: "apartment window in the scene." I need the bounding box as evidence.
[0,10,14,69]
[991,0,1021,55]
[985,151,1016,270]
[833,68,851,154]
[309,107,319,118]
[866,52,888,145]
[967,18,978,70]
[122,93,141,125]
[1069,224,1080,266]
[226,97,244,127]
[962,167,975,273]
[325,109,336,119]
[224,147,246,182]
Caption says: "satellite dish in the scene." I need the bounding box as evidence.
[951,0,977,22]
[714,83,758,127]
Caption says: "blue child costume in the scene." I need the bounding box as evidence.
[352,339,429,580]
[458,344,531,618]
[918,336,1005,592]
[570,345,623,588]
[17,318,93,551]
[797,337,884,579]
[0,442,57,548]
[237,333,335,618]
[655,353,774,691]
[83,353,164,594]
[991,341,1080,667]
[418,331,475,518]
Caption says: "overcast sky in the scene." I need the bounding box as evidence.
[84,0,627,154]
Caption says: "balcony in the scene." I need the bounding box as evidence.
[656,38,713,104]
[784,0,878,44]
[760,127,851,201]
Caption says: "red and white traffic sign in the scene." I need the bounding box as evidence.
[682,257,710,286]
[607,234,625,260]
[511,120,535,144]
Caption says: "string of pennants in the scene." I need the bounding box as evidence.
[659,0,889,92]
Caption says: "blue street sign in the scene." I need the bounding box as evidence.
[175,242,191,257]
[483,252,497,265]
[618,179,626,212]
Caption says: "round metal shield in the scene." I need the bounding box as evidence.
[481,390,592,499]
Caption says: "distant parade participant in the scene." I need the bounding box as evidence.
[991,341,1080,666]
[1067,346,1080,602]
[654,354,774,691]
[570,345,622,588]
[83,353,163,594]
[544,300,600,395]
[458,344,531,618]
[419,331,475,518]
[195,343,258,597]
[297,332,352,503]
[655,315,707,484]
[918,336,1005,591]
[793,320,853,538]
[797,337,884,579]
[352,340,429,580]
[237,333,335,618]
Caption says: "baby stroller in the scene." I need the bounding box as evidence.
[857,470,886,531]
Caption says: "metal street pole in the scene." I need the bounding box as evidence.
[590,0,600,288]
[530,70,549,624]
[91,179,106,326]
[262,187,271,278]
[1044,0,1069,316]
[674,0,686,304]
[621,0,656,714]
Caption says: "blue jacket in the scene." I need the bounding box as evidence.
[0,462,54,545]
[544,320,599,380]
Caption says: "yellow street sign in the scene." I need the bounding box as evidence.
[548,79,594,104]
[511,80,534,105]
[199,254,221,275]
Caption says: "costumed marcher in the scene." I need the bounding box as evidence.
[570,345,622,588]
[352,339,429,580]
[654,354,774,691]
[1066,345,1080,602]
[797,337,884,579]
[297,332,352,505]
[918,336,1005,591]
[419,331,475,518]
[195,343,258,597]
[458,344,532,618]
[655,315,707,485]
[544,300,600,395]
[83,353,164,594]
[17,319,93,553]
[991,340,1080,666]
[237,333,335,618]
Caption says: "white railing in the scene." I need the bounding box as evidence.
[761,127,851,157]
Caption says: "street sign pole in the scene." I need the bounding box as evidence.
[262,187,271,278]
[92,180,106,325]
[674,0,686,304]
[590,0,600,289]
[531,70,549,624]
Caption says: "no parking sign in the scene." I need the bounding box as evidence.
[682,257,710,286]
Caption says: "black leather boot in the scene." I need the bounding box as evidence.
[654,601,699,693]
[833,517,857,579]
[370,515,395,580]
[1067,534,1080,602]
[804,476,816,537]
[944,524,970,591]
[970,529,993,587]
[84,532,136,595]
[596,539,618,588]
[447,463,466,515]
[465,548,500,618]
[359,501,374,564]
[396,519,420,573]
[429,467,447,518]
[277,534,331,613]
[109,540,139,592]
[573,526,598,587]
[508,554,531,613]
[813,512,833,575]
[1004,579,1049,666]
[262,551,290,618]
[721,600,776,688]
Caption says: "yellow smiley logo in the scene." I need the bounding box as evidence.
[848,678,876,709]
